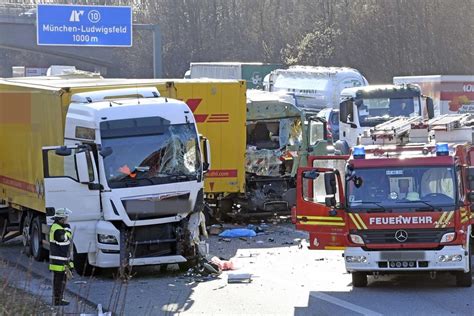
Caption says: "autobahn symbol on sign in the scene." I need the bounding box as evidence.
[37,4,132,47]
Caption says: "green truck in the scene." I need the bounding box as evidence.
[186,62,281,89]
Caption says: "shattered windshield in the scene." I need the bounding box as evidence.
[357,97,420,127]
[100,117,201,188]
[247,118,302,150]
[347,166,456,212]
[246,118,302,176]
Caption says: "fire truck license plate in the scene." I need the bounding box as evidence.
[380,252,425,261]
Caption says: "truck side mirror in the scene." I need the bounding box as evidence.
[339,100,350,123]
[466,167,474,190]
[324,172,337,195]
[55,146,72,156]
[426,97,434,119]
[200,136,211,174]
[75,151,93,184]
[99,146,113,158]
[340,100,356,127]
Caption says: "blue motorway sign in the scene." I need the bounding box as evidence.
[37,4,132,47]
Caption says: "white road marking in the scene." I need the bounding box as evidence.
[310,292,383,316]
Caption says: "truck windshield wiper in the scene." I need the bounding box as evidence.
[158,173,196,181]
[351,201,387,212]
[396,200,437,211]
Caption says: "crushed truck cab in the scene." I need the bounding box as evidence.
[295,114,474,287]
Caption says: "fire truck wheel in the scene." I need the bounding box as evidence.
[455,243,472,287]
[352,272,368,287]
[30,216,48,261]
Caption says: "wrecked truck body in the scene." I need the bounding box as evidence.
[233,90,329,216]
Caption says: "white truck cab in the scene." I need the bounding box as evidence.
[337,84,434,149]
[42,87,210,273]
[264,66,368,110]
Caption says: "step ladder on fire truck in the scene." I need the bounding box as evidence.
[359,114,474,146]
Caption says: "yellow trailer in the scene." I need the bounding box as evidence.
[0,77,246,215]
[0,77,246,269]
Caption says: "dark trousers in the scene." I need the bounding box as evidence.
[53,271,67,304]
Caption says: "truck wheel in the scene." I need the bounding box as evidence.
[352,272,368,287]
[456,242,472,287]
[22,215,32,256]
[73,247,94,276]
[30,216,47,261]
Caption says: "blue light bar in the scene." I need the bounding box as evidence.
[435,143,449,156]
[353,146,366,159]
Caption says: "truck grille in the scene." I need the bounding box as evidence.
[359,228,453,244]
[122,193,191,220]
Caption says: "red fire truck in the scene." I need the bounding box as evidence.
[294,114,474,287]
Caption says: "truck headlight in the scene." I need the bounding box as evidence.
[349,234,364,245]
[98,234,118,244]
[440,232,455,243]
[346,255,367,263]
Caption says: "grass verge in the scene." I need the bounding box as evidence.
[0,280,52,315]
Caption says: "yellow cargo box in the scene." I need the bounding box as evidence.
[0,77,246,214]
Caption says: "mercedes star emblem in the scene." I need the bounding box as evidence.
[395,230,408,243]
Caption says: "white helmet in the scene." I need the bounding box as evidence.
[54,207,72,218]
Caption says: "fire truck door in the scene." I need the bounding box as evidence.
[295,156,348,250]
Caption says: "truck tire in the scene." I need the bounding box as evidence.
[456,241,472,287]
[30,216,48,261]
[74,247,94,276]
[22,214,32,257]
[352,272,368,287]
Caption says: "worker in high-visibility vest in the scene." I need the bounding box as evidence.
[49,208,74,306]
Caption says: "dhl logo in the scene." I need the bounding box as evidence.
[185,99,230,123]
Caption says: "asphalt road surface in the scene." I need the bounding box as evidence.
[0,223,472,315]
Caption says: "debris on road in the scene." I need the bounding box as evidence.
[227,273,252,284]
[218,228,257,238]
[210,256,235,271]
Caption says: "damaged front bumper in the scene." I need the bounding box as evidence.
[91,219,193,268]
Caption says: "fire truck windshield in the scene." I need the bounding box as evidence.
[347,166,456,211]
